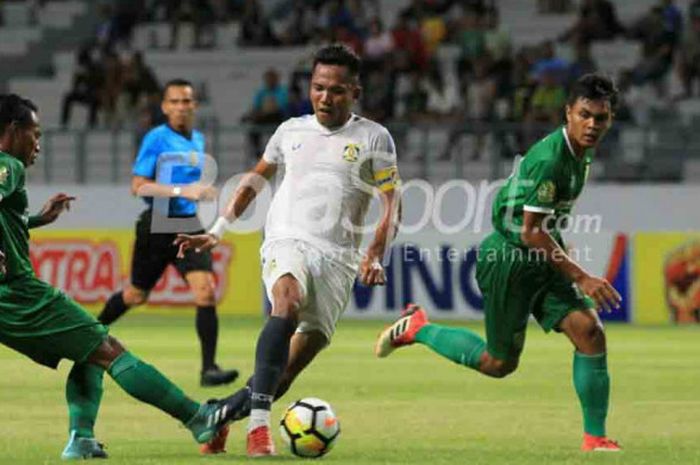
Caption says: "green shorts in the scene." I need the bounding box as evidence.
[475,232,594,361]
[0,277,108,368]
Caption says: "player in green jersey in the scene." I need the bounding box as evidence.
[0,94,228,459]
[375,74,623,451]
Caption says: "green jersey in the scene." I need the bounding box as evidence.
[492,126,592,246]
[0,151,34,283]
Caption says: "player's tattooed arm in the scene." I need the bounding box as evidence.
[521,210,621,312]
[29,193,76,228]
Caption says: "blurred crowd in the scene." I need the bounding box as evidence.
[57,0,700,158]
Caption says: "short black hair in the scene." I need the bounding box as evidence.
[312,44,361,79]
[0,94,38,135]
[162,78,195,99]
[567,73,618,111]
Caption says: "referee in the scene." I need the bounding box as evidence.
[98,78,238,387]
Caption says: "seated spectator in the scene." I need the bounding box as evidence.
[453,6,486,78]
[661,0,683,41]
[392,12,429,73]
[559,0,625,44]
[628,6,676,91]
[115,51,160,127]
[61,47,103,129]
[168,0,216,49]
[568,39,598,84]
[364,17,394,72]
[274,0,318,45]
[239,0,278,46]
[243,69,288,159]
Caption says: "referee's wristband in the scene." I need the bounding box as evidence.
[208,216,231,239]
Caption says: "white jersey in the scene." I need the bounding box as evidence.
[262,113,399,270]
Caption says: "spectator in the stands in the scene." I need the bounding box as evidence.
[168,0,216,49]
[558,0,625,44]
[660,0,683,40]
[363,17,394,72]
[628,5,676,91]
[392,12,429,73]
[243,69,288,159]
[239,0,278,46]
[60,47,103,129]
[115,51,160,127]
[454,6,486,79]
[274,0,318,46]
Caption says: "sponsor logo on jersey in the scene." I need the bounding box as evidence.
[0,166,8,184]
[342,143,360,162]
[537,180,556,203]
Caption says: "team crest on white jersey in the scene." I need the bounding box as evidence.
[342,143,361,162]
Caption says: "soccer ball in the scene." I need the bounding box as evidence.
[279,398,340,458]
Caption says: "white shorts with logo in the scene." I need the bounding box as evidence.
[261,239,356,342]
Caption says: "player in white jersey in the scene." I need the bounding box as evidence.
[174,44,401,457]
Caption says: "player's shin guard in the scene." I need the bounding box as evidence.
[573,352,609,437]
[415,324,486,370]
[66,363,104,438]
[107,351,200,424]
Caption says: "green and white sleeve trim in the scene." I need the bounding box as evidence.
[523,205,555,214]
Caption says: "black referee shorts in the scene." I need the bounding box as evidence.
[130,209,213,291]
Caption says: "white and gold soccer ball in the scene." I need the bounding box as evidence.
[279,398,340,458]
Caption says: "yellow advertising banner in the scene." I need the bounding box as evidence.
[29,229,263,315]
[633,232,700,324]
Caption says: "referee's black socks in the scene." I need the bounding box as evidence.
[196,305,219,370]
[98,291,129,325]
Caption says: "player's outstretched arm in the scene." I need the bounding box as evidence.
[359,189,401,286]
[521,211,621,312]
[28,192,76,228]
[174,158,277,257]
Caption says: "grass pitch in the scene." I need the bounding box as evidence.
[0,314,698,465]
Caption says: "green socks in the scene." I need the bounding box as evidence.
[66,363,104,438]
[573,352,609,437]
[107,351,200,424]
[415,324,486,370]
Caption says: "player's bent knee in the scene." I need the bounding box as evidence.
[123,286,149,306]
[482,356,519,378]
[88,336,126,368]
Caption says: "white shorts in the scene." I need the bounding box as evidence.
[261,240,356,342]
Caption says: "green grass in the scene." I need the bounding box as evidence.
[0,315,699,465]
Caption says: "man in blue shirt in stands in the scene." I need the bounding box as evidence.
[98,78,238,387]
